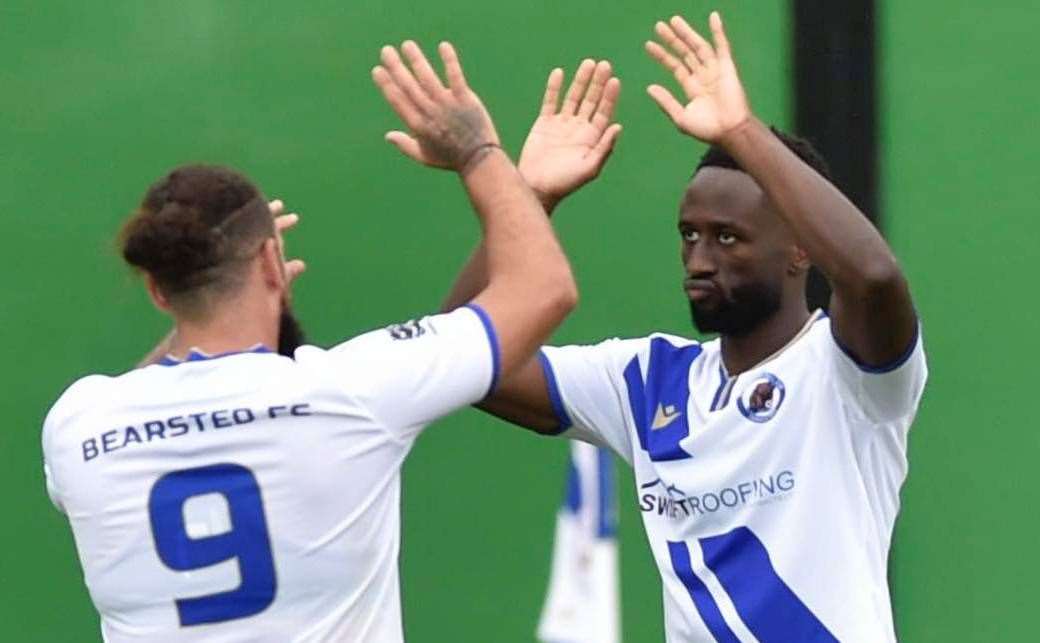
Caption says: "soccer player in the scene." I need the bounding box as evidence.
[41,41,578,641]
[442,13,928,642]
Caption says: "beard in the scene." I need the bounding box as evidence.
[689,279,782,337]
[277,302,307,357]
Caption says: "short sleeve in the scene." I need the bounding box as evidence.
[43,458,64,512]
[540,338,646,464]
[827,320,928,424]
[326,304,498,440]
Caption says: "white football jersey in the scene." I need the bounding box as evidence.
[42,305,499,643]
[540,311,927,643]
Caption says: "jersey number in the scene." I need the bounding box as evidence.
[668,526,837,642]
[148,463,277,626]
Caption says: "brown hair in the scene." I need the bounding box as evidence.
[120,164,274,315]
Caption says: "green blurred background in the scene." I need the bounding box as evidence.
[1,1,1036,640]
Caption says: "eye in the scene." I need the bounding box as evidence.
[718,231,737,246]
[681,229,699,243]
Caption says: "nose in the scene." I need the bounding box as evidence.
[684,238,716,277]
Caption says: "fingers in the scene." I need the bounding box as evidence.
[592,123,623,160]
[654,21,700,71]
[645,40,691,85]
[669,15,716,69]
[269,199,284,217]
[380,45,435,114]
[561,59,595,115]
[384,130,426,163]
[540,68,564,116]
[372,65,425,131]
[646,84,687,125]
[709,11,732,60]
[401,40,446,97]
[578,61,613,119]
[591,77,621,130]
[284,259,307,283]
[438,42,469,94]
[274,212,299,233]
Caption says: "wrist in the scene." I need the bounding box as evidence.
[716,115,763,153]
[459,142,502,176]
[531,188,561,217]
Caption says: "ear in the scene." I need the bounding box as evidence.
[788,245,812,275]
[258,238,286,293]
[145,274,172,312]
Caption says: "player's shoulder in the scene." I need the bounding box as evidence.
[42,373,116,442]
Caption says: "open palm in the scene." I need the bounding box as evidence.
[645,12,751,143]
[518,60,622,209]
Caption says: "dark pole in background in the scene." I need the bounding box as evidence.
[790,0,898,633]
[792,0,878,311]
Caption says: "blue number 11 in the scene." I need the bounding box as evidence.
[148,463,277,626]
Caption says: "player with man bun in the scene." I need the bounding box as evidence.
[42,40,578,641]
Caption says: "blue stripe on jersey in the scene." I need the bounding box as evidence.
[464,304,501,396]
[538,350,573,434]
[596,447,616,538]
[709,365,728,411]
[563,456,582,513]
[623,338,701,461]
[700,527,839,643]
[667,541,741,643]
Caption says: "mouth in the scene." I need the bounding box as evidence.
[684,278,720,302]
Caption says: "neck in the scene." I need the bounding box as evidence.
[719,297,811,375]
[166,294,278,360]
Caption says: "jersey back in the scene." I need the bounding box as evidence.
[42,306,497,642]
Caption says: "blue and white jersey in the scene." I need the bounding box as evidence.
[42,305,499,643]
[540,311,927,643]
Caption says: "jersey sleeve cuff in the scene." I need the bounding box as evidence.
[538,350,572,435]
[464,303,501,397]
[831,319,921,374]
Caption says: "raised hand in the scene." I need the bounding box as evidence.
[644,12,751,143]
[269,199,306,284]
[372,41,500,173]
[518,60,622,212]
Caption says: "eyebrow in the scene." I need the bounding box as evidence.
[678,215,753,234]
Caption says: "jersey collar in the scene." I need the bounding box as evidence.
[720,309,826,378]
[158,344,272,367]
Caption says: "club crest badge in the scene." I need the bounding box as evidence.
[737,373,786,423]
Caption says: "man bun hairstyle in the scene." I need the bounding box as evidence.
[120,165,274,311]
[694,126,832,181]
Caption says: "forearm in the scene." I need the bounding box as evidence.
[440,192,558,313]
[441,243,487,312]
[721,118,902,294]
[464,149,573,296]
[463,148,577,372]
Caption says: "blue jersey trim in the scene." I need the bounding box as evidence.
[701,527,839,642]
[709,365,728,411]
[158,346,271,367]
[563,457,582,513]
[595,447,616,538]
[623,338,701,462]
[668,541,741,643]
[538,350,572,434]
[830,318,920,374]
[464,304,501,396]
